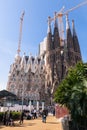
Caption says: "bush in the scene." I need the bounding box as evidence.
[11,111,21,120]
[0,111,21,122]
[0,112,4,122]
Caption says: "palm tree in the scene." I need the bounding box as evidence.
[54,62,87,129]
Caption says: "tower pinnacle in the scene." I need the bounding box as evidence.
[47,16,52,34]
[72,20,77,36]
[66,14,70,30]
[54,12,58,28]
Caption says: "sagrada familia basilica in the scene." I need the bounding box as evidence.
[6,12,82,105]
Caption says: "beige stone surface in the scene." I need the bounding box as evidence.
[0,116,63,130]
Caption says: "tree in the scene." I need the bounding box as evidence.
[54,62,87,128]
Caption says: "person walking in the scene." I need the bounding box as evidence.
[42,109,47,123]
[19,111,24,125]
[53,108,55,116]
[33,108,37,119]
[3,111,7,125]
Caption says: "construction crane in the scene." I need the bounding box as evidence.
[17,11,25,55]
[47,6,65,31]
[48,0,87,46]
[58,0,87,46]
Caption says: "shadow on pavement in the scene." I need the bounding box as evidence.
[0,126,5,129]
[28,123,36,126]
[14,122,36,127]
[47,122,59,124]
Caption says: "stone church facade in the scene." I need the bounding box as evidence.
[7,54,46,102]
[7,15,82,105]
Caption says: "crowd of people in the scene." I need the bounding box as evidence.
[3,110,14,126]
[1,106,55,126]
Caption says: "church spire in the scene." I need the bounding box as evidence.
[46,16,52,51]
[53,12,60,48]
[66,14,70,30]
[47,16,52,34]
[66,14,74,49]
[72,20,82,61]
[54,12,58,28]
[66,14,75,65]
[72,20,77,37]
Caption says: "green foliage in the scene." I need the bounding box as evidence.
[11,111,21,120]
[0,111,21,122]
[54,62,87,125]
[0,112,4,121]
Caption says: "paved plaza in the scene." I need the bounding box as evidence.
[0,115,63,130]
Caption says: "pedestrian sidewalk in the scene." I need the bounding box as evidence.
[0,115,63,130]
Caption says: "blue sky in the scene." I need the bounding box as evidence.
[0,0,87,90]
